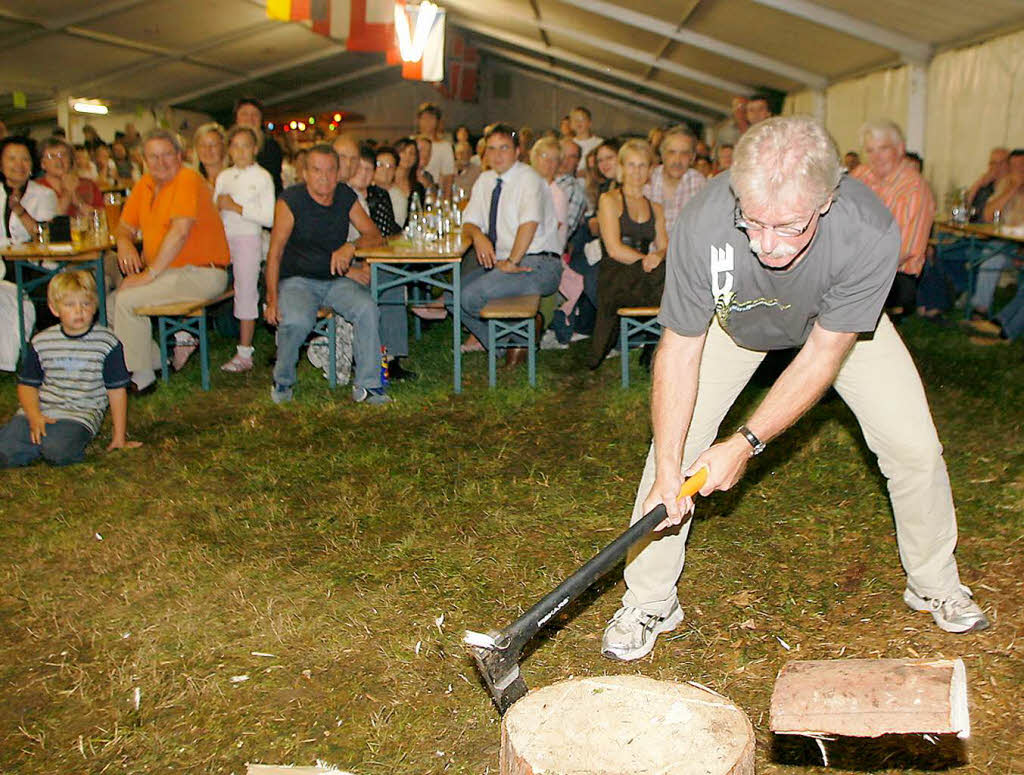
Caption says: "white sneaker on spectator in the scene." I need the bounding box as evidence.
[540,330,569,350]
[903,584,990,633]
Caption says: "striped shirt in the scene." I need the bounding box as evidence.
[18,324,130,435]
[852,159,936,276]
[643,166,707,232]
[555,173,587,237]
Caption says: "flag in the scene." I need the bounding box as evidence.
[347,0,395,52]
[266,0,291,20]
[393,1,445,82]
[311,0,330,35]
[437,31,477,101]
[266,0,313,22]
[268,0,393,48]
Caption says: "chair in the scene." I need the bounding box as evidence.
[617,306,661,388]
[134,291,234,391]
[480,294,540,388]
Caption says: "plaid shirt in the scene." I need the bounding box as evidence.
[555,173,587,236]
[643,166,707,232]
[852,160,936,276]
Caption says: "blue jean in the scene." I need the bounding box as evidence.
[445,253,563,345]
[0,415,93,467]
[969,251,1011,314]
[274,275,382,390]
[995,283,1024,340]
[379,285,408,358]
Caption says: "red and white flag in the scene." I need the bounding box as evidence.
[438,31,477,101]
[391,0,445,82]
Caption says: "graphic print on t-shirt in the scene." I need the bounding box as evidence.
[710,242,790,330]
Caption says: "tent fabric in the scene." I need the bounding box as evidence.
[925,28,1024,208]
[782,27,1023,204]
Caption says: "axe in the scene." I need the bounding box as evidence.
[464,468,708,714]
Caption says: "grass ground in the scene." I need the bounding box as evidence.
[0,314,1021,774]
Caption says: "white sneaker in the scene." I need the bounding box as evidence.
[904,584,990,633]
[601,604,683,661]
[540,330,569,350]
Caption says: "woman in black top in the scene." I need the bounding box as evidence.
[589,139,668,369]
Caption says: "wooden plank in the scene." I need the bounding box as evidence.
[135,290,234,317]
[480,294,540,319]
[247,766,358,775]
[770,658,969,738]
[618,306,660,316]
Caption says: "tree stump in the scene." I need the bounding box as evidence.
[500,675,755,775]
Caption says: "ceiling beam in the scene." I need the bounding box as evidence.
[69,20,280,93]
[558,0,827,89]
[162,46,354,105]
[262,62,398,106]
[0,0,151,48]
[748,0,932,63]
[501,64,677,124]
[476,43,715,123]
[642,0,702,81]
[441,0,750,96]
[452,17,730,115]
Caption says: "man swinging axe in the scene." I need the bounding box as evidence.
[601,116,989,663]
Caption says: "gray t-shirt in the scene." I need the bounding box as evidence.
[659,173,899,351]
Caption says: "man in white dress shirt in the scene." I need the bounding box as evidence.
[451,123,562,366]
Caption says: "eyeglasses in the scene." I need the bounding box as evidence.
[43,151,70,160]
[733,203,817,238]
[376,161,394,168]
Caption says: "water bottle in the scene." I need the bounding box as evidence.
[380,345,390,387]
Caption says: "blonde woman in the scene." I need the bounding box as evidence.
[193,123,227,188]
[589,138,667,369]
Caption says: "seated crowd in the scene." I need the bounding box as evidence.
[0,93,1020,466]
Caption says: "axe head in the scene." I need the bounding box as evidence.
[465,631,529,714]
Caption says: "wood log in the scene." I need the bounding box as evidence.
[770,658,969,738]
[500,675,754,775]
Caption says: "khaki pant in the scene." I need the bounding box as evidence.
[622,314,962,614]
[107,266,228,375]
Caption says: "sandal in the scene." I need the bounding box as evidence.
[221,353,254,373]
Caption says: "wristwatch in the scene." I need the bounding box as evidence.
[736,425,765,456]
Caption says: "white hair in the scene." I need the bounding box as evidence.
[860,118,905,150]
[731,115,841,211]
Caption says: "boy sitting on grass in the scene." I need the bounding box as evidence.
[0,270,142,467]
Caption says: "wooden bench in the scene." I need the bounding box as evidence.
[135,290,234,391]
[617,306,661,388]
[480,294,540,388]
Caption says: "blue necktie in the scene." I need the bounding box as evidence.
[487,177,503,247]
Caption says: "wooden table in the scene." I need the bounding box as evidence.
[357,232,470,393]
[2,236,114,354]
[932,221,1023,318]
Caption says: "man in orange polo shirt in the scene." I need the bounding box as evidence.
[111,128,230,393]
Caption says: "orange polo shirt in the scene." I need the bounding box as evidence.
[121,166,229,268]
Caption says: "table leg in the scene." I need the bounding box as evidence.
[94,257,108,326]
[15,261,27,358]
[453,263,462,394]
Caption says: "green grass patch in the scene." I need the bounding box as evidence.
[1,317,1022,773]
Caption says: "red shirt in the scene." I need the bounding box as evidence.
[37,176,104,217]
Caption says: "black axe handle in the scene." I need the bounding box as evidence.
[493,469,708,656]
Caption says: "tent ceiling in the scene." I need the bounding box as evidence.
[1,0,1023,128]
